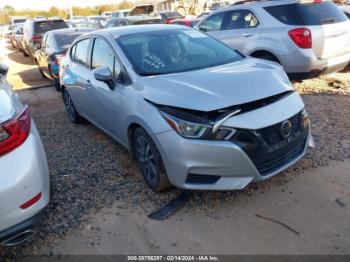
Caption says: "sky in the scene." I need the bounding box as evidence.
[0,0,123,10]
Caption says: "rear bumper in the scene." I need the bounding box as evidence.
[0,210,43,245]
[280,48,350,77]
[0,122,50,232]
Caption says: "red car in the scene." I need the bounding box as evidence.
[169,16,200,27]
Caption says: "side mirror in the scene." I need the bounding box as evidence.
[0,64,9,76]
[198,26,207,32]
[93,66,115,90]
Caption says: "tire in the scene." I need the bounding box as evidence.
[62,88,83,124]
[53,78,60,92]
[22,49,29,57]
[252,52,280,64]
[133,128,171,192]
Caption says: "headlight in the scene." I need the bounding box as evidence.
[160,111,235,140]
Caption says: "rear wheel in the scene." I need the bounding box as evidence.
[22,49,29,57]
[133,128,171,192]
[62,88,83,124]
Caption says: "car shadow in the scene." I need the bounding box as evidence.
[14,68,51,89]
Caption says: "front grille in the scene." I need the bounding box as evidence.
[231,111,309,177]
[255,141,306,175]
[256,112,302,146]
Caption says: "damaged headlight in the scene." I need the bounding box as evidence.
[160,111,235,140]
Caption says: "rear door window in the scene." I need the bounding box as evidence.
[223,9,259,30]
[264,2,347,26]
[73,38,90,66]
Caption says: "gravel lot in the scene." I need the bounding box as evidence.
[0,39,350,258]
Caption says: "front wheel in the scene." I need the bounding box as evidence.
[53,78,60,92]
[133,128,171,192]
[62,88,83,124]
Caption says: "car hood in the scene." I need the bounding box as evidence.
[140,58,293,111]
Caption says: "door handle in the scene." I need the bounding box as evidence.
[243,33,253,37]
[86,80,92,88]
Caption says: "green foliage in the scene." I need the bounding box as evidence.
[0,1,134,23]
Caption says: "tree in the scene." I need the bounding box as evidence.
[4,5,15,13]
[48,7,60,17]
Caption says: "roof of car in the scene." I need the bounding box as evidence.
[49,28,94,35]
[97,24,187,38]
[213,0,305,10]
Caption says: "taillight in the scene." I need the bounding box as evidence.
[165,18,172,24]
[20,192,42,209]
[32,34,42,43]
[0,106,31,157]
[288,28,312,49]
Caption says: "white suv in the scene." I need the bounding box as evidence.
[195,0,350,78]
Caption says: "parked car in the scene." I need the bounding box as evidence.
[159,11,184,23]
[14,27,25,52]
[128,4,159,16]
[69,16,87,24]
[170,16,200,27]
[87,16,109,29]
[195,0,350,78]
[111,9,131,18]
[0,64,50,246]
[101,11,113,18]
[22,18,69,58]
[35,28,93,91]
[9,25,24,49]
[340,5,350,18]
[104,16,163,28]
[70,21,100,29]
[59,25,313,192]
[9,17,26,30]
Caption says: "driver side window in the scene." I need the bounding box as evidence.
[199,12,225,32]
[91,38,121,79]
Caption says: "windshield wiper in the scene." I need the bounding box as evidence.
[319,17,336,24]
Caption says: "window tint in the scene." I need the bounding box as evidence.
[91,38,120,78]
[265,2,347,26]
[223,10,259,30]
[54,33,83,49]
[199,12,225,31]
[73,39,90,65]
[34,20,68,34]
[297,2,347,25]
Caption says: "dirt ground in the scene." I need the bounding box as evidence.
[0,37,349,257]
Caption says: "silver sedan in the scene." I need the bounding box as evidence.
[60,25,313,192]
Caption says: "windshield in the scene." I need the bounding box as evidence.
[117,29,243,76]
[13,19,26,24]
[129,5,154,16]
[34,20,68,34]
[264,2,347,25]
